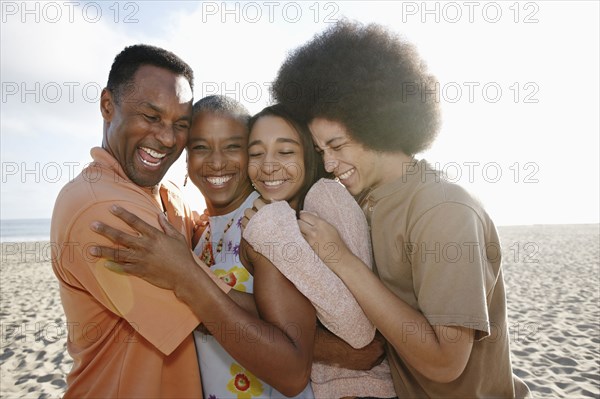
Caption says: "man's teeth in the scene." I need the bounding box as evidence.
[140,147,166,159]
[338,168,355,180]
[140,158,160,166]
[207,175,233,186]
[263,180,285,187]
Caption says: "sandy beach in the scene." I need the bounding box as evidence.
[1,224,598,398]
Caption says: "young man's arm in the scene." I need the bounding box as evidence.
[298,210,476,383]
[312,325,386,370]
[242,192,375,349]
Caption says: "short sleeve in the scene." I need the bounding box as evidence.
[63,200,200,355]
[409,202,492,338]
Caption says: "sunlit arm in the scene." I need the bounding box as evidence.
[144,246,313,396]
[90,206,313,396]
[236,239,315,395]
[298,211,474,383]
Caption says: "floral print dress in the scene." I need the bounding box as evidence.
[193,191,314,399]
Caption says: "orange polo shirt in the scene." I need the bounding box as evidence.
[51,147,230,398]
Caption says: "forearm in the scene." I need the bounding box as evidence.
[175,261,311,396]
[88,205,309,391]
[244,201,374,348]
[313,325,385,370]
[330,253,471,382]
[228,290,258,317]
[266,237,374,348]
[313,325,349,365]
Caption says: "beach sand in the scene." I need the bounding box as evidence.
[1,224,598,398]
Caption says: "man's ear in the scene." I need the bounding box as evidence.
[100,88,115,122]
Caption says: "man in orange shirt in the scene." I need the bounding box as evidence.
[51,44,238,398]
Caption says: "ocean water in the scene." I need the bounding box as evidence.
[0,219,51,242]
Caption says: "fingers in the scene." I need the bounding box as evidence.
[191,210,202,224]
[158,212,183,239]
[244,207,257,220]
[298,211,319,237]
[252,197,269,210]
[297,218,311,236]
[103,260,125,274]
[110,205,158,238]
[299,210,318,225]
[104,260,142,278]
[241,207,257,230]
[91,221,139,247]
[89,246,145,278]
[88,244,135,264]
[193,210,209,227]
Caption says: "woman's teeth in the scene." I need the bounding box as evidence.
[263,180,285,186]
[207,175,233,186]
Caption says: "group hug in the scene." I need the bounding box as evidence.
[51,20,530,398]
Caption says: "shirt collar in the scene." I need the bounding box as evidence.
[90,146,164,199]
[365,158,430,203]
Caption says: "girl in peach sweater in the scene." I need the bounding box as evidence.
[241,104,395,399]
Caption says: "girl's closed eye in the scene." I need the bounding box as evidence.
[247,112,308,209]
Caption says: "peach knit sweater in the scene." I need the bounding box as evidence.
[243,178,395,399]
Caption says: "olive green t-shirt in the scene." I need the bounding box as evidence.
[360,159,530,398]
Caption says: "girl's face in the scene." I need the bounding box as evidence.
[248,115,305,210]
[187,111,252,215]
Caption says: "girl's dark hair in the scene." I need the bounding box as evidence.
[249,104,327,212]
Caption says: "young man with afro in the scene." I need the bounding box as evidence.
[250,20,532,398]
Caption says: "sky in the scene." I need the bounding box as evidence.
[1,0,599,226]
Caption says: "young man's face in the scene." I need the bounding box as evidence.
[101,64,193,187]
[187,111,252,215]
[309,118,381,196]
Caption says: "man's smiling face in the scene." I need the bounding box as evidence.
[101,64,193,187]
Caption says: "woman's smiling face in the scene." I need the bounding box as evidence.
[186,111,252,215]
[248,115,305,210]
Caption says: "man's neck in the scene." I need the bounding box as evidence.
[374,151,416,188]
[148,184,164,212]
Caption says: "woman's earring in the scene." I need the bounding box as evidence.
[251,181,257,190]
[184,174,188,187]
